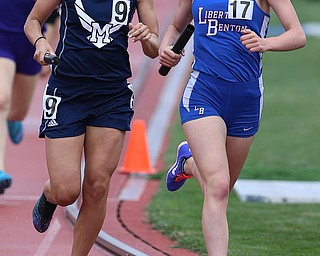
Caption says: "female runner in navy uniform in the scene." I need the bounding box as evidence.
[0,0,59,194]
[159,0,306,255]
[25,0,159,255]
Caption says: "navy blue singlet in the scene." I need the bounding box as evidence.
[52,0,138,87]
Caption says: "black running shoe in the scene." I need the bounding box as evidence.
[32,193,57,233]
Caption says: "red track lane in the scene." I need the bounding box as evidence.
[0,1,198,255]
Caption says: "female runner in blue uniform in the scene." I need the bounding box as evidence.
[159,0,306,255]
[24,0,159,255]
[0,0,59,194]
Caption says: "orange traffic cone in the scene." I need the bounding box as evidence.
[119,119,156,174]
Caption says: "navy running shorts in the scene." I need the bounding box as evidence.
[39,78,134,138]
[180,70,264,138]
[0,31,41,75]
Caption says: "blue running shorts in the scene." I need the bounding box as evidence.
[39,78,134,138]
[0,32,41,75]
[180,70,264,138]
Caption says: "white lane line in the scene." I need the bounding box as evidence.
[148,39,194,166]
[0,195,39,201]
[119,38,194,202]
[34,219,62,256]
[303,22,320,37]
[118,174,148,201]
[65,202,148,256]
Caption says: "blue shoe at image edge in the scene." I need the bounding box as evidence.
[0,170,12,194]
[32,196,54,233]
[166,141,193,191]
[7,120,23,144]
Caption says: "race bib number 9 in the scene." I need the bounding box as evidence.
[111,0,131,25]
[43,94,61,120]
[228,0,254,20]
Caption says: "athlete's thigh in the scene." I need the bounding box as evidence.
[9,73,38,119]
[182,116,229,180]
[0,58,15,105]
[84,126,125,182]
[45,135,84,189]
[226,135,255,188]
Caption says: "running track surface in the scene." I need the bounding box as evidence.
[0,1,198,255]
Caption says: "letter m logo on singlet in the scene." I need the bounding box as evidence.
[75,0,129,48]
[89,22,112,46]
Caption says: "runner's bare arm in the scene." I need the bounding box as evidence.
[24,0,61,64]
[241,0,306,53]
[130,0,160,59]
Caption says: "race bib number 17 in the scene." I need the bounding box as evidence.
[228,0,254,20]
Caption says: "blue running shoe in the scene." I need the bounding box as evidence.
[166,141,193,191]
[33,193,57,233]
[7,120,23,144]
[0,170,12,194]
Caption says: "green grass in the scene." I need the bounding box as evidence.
[242,37,320,181]
[148,1,320,255]
[290,0,320,23]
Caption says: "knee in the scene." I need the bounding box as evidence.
[85,178,111,203]
[51,184,80,206]
[204,175,230,202]
[0,93,10,111]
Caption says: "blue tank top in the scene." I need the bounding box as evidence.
[0,0,35,33]
[192,0,270,82]
[53,0,138,84]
